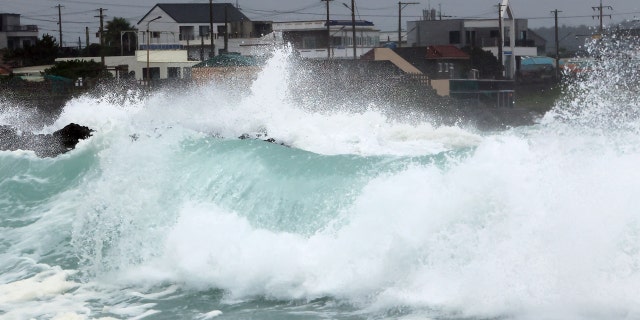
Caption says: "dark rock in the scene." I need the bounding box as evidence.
[0,123,93,157]
[238,133,289,147]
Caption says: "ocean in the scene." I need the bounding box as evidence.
[1,42,640,320]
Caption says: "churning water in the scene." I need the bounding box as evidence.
[1,40,640,320]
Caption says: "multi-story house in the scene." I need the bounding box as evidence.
[137,3,272,60]
[406,0,543,79]
[271,20,381,59]
[0,13,38,50]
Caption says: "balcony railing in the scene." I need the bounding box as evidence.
[5,25,38,32]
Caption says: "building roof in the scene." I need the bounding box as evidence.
[138,3,249,25]
[327,20,374,27]
[426,45,469,59]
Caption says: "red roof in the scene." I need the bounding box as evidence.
[426,45,469,59]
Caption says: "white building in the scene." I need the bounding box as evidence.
[271,20,381,59]
[137,3,272,59]
[56,50,197,82]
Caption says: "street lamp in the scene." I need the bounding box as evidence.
[146,16,162,83]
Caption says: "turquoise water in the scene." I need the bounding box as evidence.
[2,44,640,319]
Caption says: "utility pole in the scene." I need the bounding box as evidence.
[496,2,504,77]
[55,4,64,48]
[592,0,612,35]
[351,0,356,60]
[398,2,418,48]
[85,27,89,57]
[209,0,215,57]
[224,4,229,53]
[321,0,333,58]
[552,9,562,81]
[95,8,107,68]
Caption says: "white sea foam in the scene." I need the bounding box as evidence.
[3,40,640,320]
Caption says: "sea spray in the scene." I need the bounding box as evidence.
[1,39,640,320]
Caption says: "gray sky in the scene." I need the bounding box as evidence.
[4,0,639,47]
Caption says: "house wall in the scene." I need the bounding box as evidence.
[0,14,38,50]
[140,7,230,51]
[407,18,537,79]
[425,59,468,79]
[407,20,463,47]
[56,50,198,81]
[0,33,7,49]
[368,48,422,74]
[430,79,450,96]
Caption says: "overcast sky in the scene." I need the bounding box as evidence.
[4,0,639,47]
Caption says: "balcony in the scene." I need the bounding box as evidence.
[5,25,38,32]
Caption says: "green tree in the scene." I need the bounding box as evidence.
[5,34,58,67]
[45,59,110,79]
[461,46,502,79]
[104,17,137,56]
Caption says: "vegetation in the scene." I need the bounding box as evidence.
[514,84,562,111]
[461,46,503,79]
[44,60,109,80]
[3,34,58,67]
[103,17,138,56]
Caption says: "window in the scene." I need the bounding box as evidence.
[217,25,227,37]
[302,36,316,49]
[168,67,180,79]
[449,31,461,44]
[199,25,210,38]
[179,26,195,41]
[490,30,500,38]
[142,67,160,80]
[465,30,476,45]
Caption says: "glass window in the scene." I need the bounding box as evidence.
[142,67,160,80]
[303,37,316,49]
[449,31,461,44]
[199,25,209,37]
[179,26,195,41]
[168,67,180,79]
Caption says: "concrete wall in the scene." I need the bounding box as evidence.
[369,48,422,74]
[407,20,463,47]
[56,50,198,81]
[430,79,450,96]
